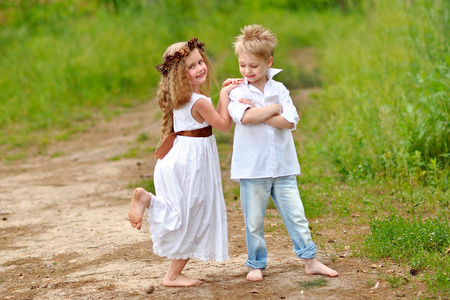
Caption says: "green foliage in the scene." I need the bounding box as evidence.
[0,2,163,155]
[363,215,450,293]
[316,0,449,189]
[0,0,371,157]
[364,215,449,260]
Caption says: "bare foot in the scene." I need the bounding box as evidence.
[128,187,151,230]
[304,257,339,277]
[163,274,202,287]
[246,268,263,282]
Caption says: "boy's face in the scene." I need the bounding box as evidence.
[238,52,273,88]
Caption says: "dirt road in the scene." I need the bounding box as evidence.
[0,98,418,299]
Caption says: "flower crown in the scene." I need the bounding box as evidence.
[155,37,206,76]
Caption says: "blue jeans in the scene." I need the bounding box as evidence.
[240,176,317,270]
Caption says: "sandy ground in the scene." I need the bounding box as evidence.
[0,94,424,299]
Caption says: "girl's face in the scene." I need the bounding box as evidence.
[185,48,208,92]
[238,52,273,89]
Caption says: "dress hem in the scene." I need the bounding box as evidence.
[153,249,229,262]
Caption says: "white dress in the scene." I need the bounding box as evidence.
[148,92,229,262]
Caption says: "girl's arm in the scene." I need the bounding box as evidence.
[191,79,243,132]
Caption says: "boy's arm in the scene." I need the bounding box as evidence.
[263,84,299,130]
[241,104,282,125]
[264,115,295,129]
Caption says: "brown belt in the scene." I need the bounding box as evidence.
[152,125,213,159]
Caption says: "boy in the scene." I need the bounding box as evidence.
[228,24,339,282]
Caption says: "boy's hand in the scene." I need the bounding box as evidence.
[269,103,283,115]
[239,98,255,108]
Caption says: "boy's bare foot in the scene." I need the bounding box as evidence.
[246,268,263,281]
[163,274,202,287]
[128,187,151,230]
[304,257,339,277]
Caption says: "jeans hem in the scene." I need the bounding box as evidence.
[245,260,267,271]
[294,242,317,259]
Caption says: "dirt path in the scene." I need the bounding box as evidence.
[0,96,418,299]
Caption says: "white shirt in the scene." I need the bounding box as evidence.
[228,68,301,181]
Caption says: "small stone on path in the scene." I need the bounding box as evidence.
[145,284,155,294]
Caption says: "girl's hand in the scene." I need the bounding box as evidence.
[222,78,244,88]
[239,98,255,108]
[221,79,244,95]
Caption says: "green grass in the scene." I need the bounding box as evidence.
[297,278,328,289]
[0,0,361,158]
[315,0,450,189]
[1,0,449,296]
[128,178,155,195]
[363,215,449,294]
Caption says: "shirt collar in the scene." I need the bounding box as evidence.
[267,67,283,79]
[243,68,283,88]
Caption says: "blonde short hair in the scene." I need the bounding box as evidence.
[233,24,277,60]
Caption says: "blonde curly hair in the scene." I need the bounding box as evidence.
[156,39,212,144]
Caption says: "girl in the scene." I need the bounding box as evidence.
[128,38,242,287]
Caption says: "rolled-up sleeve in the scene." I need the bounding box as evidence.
[228,88,252,125]
[279,86,299,130]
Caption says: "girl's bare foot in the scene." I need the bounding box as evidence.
[246,268,263,281]
[163,274,202,287]
[304,257,339,277]
[128,187,151,230]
